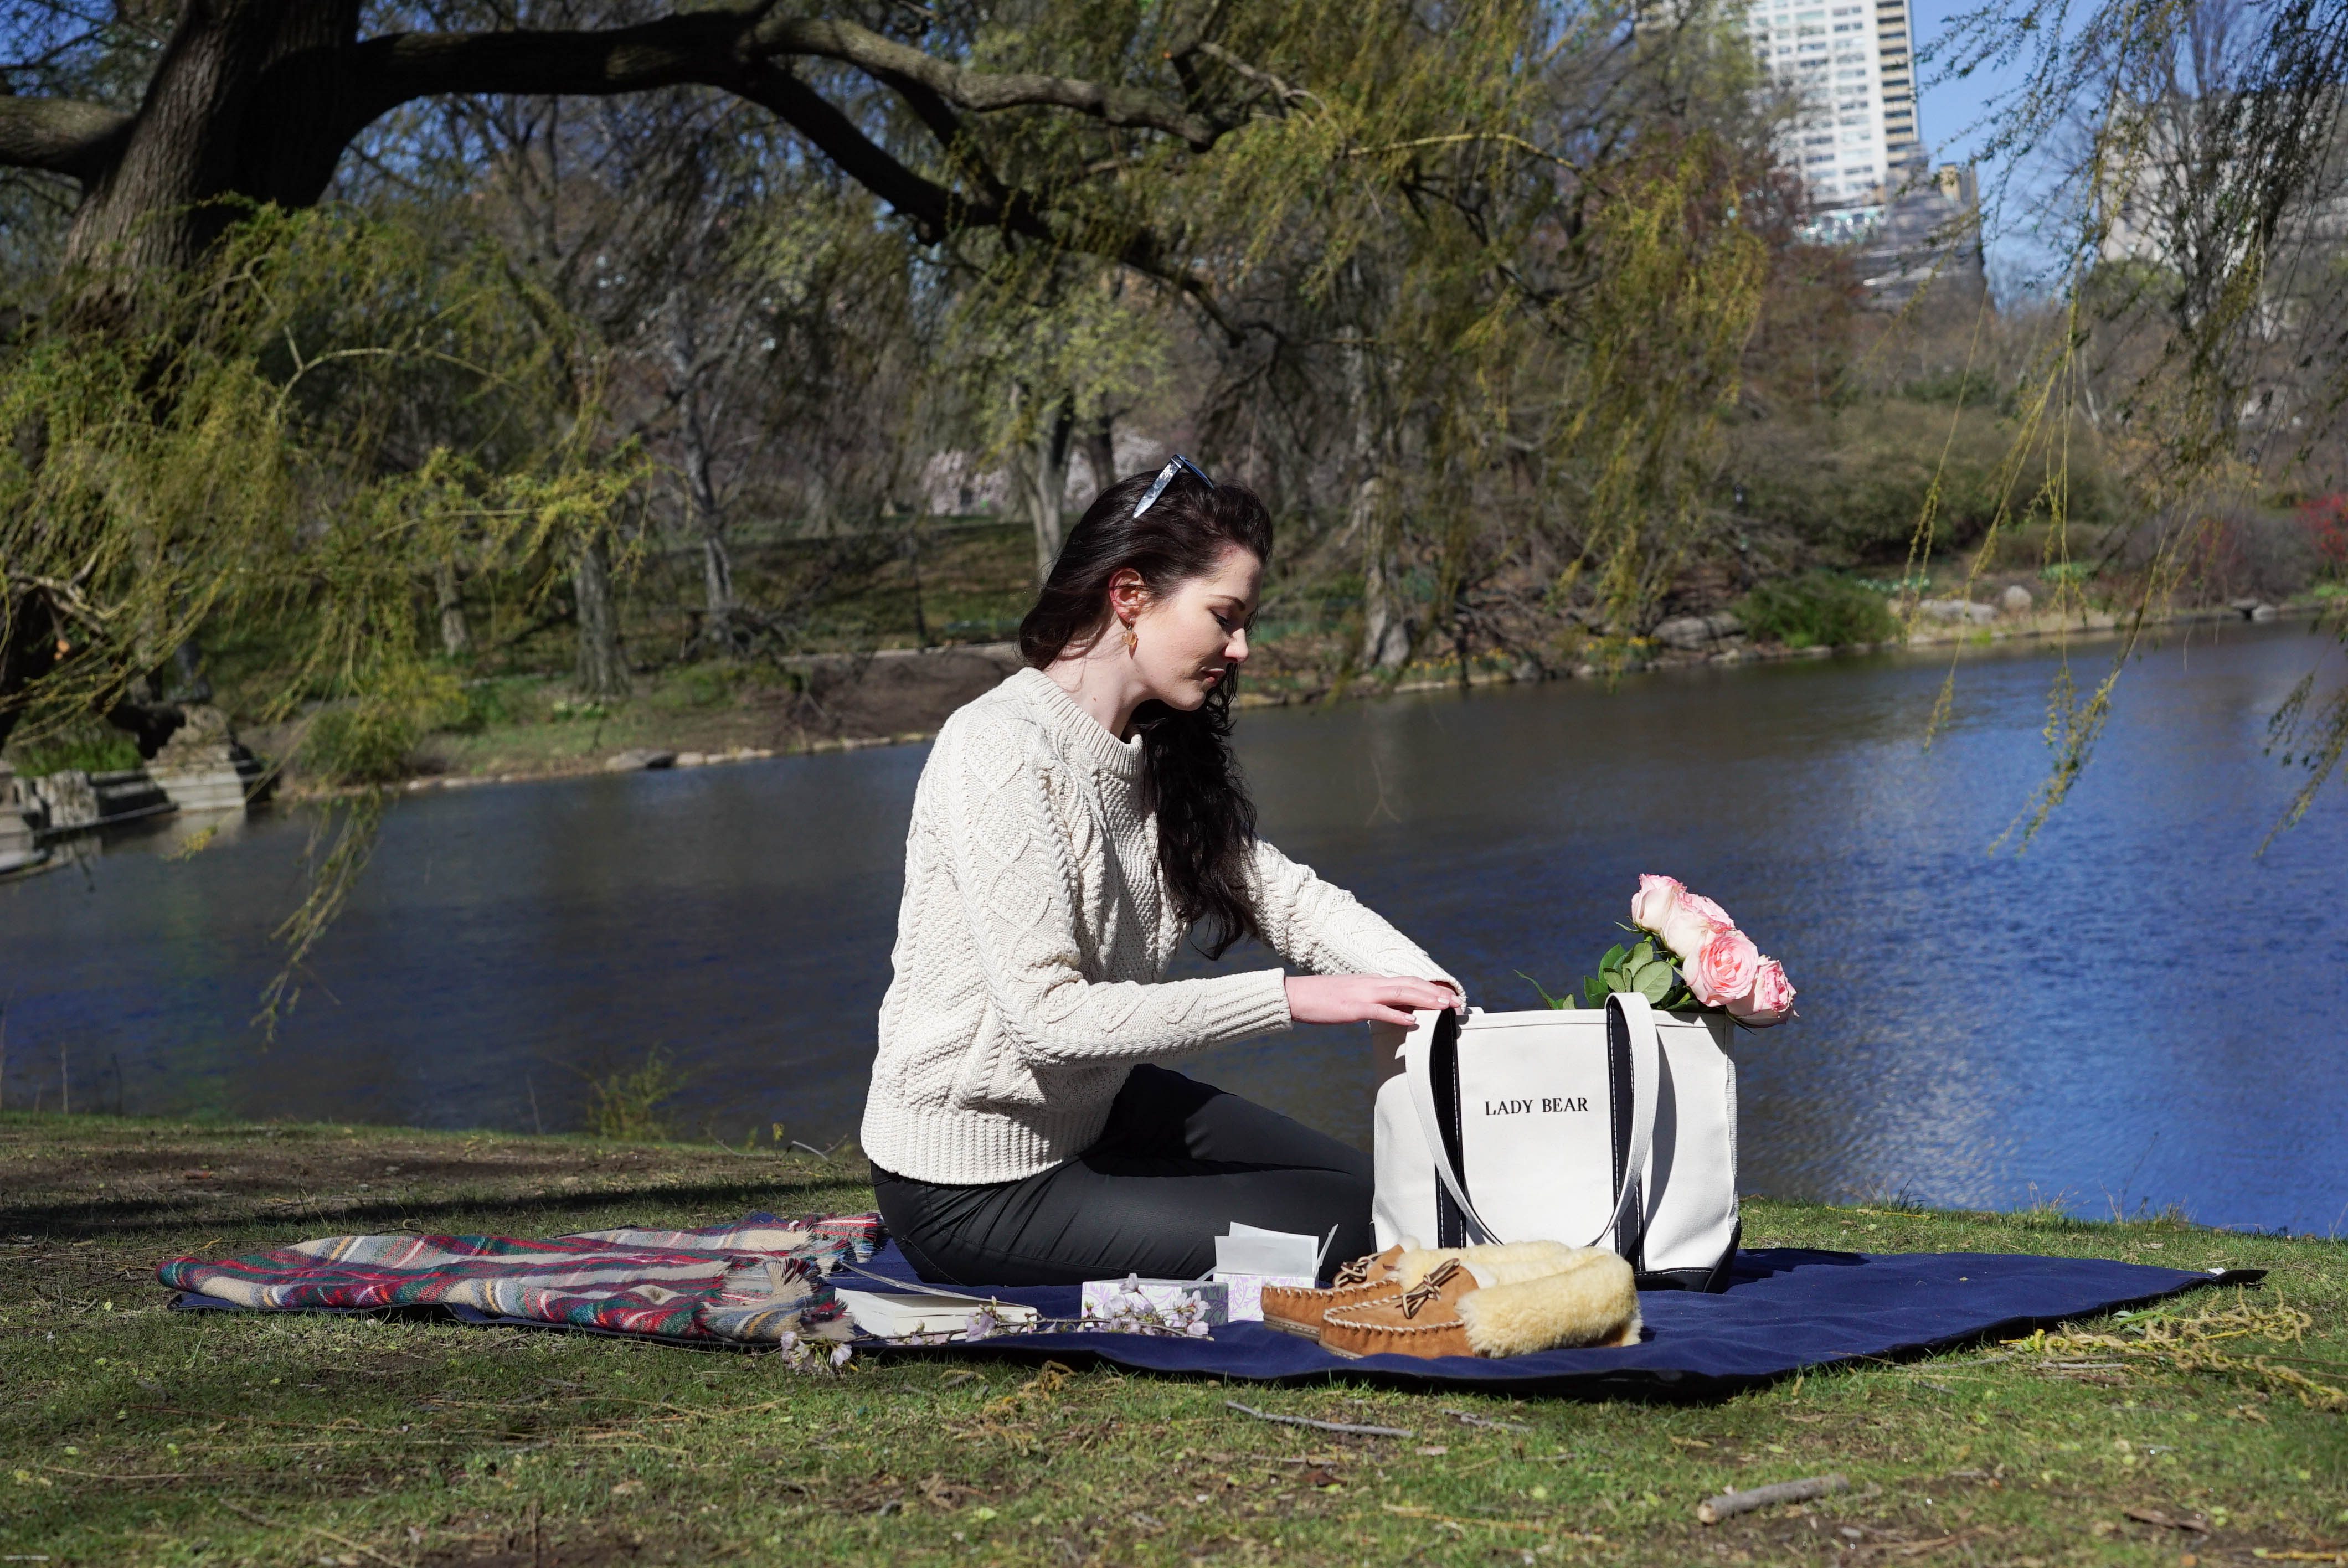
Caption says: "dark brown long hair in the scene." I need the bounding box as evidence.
[1017,468,1274,960]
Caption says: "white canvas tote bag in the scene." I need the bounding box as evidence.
[1372,992,1743,1292]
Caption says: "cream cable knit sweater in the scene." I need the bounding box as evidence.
[861,667,1457,1185]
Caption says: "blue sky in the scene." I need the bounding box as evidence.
[1907,0,2059,284]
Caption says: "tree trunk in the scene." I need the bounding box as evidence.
[1081,415,1118,494]
[678,388,743,657]
[1340,328,1411,671]
[1358,500,1413,672]
[63,1,363,292]
[434,563,471,658]
[1014,385,1077,584]
[574,533,630,697]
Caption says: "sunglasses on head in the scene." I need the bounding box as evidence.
[1132,453,1215,518]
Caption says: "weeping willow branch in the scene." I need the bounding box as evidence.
[1,204,645,1024]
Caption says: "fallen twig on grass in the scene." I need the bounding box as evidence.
[1444,1408,1533,1431]
[2123,1508,2210,1533]
[1224,1401,1412,1438]
[1876,1529,1987,1557]
[40,1466,240,1483]
[1381,1503,1604,1539]
[1697,1473,1851,1524]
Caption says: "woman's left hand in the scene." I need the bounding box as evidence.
[1285,974,1464,1027]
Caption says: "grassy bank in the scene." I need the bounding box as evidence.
[3,1112,2344,1567]
[255,593,2337,802]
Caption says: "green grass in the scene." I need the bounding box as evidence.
[4,1113,2344,1566]
[4,723,145,779]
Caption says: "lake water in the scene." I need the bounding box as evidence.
[6,620,2345,1234]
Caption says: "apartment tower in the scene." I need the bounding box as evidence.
[1736,0,1923,210]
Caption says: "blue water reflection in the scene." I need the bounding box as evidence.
[3,619,2342,1233]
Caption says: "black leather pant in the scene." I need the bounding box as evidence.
[872,1065,1375,1287]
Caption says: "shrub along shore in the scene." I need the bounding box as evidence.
[3,1111,2344,1566]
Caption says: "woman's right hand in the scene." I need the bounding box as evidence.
[1284,974,1461,1027]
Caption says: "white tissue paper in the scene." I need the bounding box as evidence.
[1212,1223,1323,1321]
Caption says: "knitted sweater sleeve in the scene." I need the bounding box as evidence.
[1248,838,1460,993]
[937,714,1293,1083]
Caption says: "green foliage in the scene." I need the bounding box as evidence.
[1731,402,2112,563]
[434,679,532,735]
[1903,367,2015,413]
[0,205,644,1020]
[1526,937,1700,1012]
[1736,573,1901,649]
[299,704,423,786]
[584,1048,691,1142]
[5,723,141,777]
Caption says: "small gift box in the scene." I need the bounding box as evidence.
[1212,1223,1329,1322]
[1078,1277,1229,1329]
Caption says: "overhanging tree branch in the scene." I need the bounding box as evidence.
[338,9,1226,154]
[751,17,1224,148]
[0,95,132,182]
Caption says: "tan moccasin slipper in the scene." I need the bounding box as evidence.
[1260,1244,1407,1340]
[1260,1238,1582,1340]
[1320,1246,1642,1360]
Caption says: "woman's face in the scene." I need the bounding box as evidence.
[1120,546,1262,711]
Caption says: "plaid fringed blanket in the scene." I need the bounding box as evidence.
[157,1213,881,1344]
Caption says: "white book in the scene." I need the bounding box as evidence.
[832,1287,1039,1338]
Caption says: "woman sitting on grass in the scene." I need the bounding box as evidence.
[861,457,1461,1287]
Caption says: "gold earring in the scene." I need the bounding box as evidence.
[1122,620,1139,655]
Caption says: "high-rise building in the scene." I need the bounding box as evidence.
[1734,0,1924,210]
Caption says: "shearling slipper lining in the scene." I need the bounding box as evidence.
[1393,1238,1578,1289]
[1455,1250,1642,1356]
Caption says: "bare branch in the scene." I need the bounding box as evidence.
[731,61,1015,246]
[0,94,131,182]
[753,16,1224,148]
[1192,41,1320,114]
[348,9,1224,151]
[338,10,1224,245]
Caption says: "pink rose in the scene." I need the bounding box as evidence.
[1677,889,1734,929]
[1657,900,1726,962]
[1629,875,1685,932]
[1687,926,1760,1007]
[1728,958,1796,1027]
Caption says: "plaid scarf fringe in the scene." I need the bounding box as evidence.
[157,1213,881,1344]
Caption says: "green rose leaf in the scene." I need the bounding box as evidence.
[1630,940,1654,968]
[1633,961,1675,1003]
[1601,943,1628,971]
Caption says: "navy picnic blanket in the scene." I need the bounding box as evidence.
[166,1216,2263,1393]
[841,1241,2266,1394]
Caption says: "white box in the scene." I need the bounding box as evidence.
[1079,1277,1229,1327]
[1213,1272,1317,1322]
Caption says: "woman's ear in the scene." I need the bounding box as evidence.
[1105,567,1150,625]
